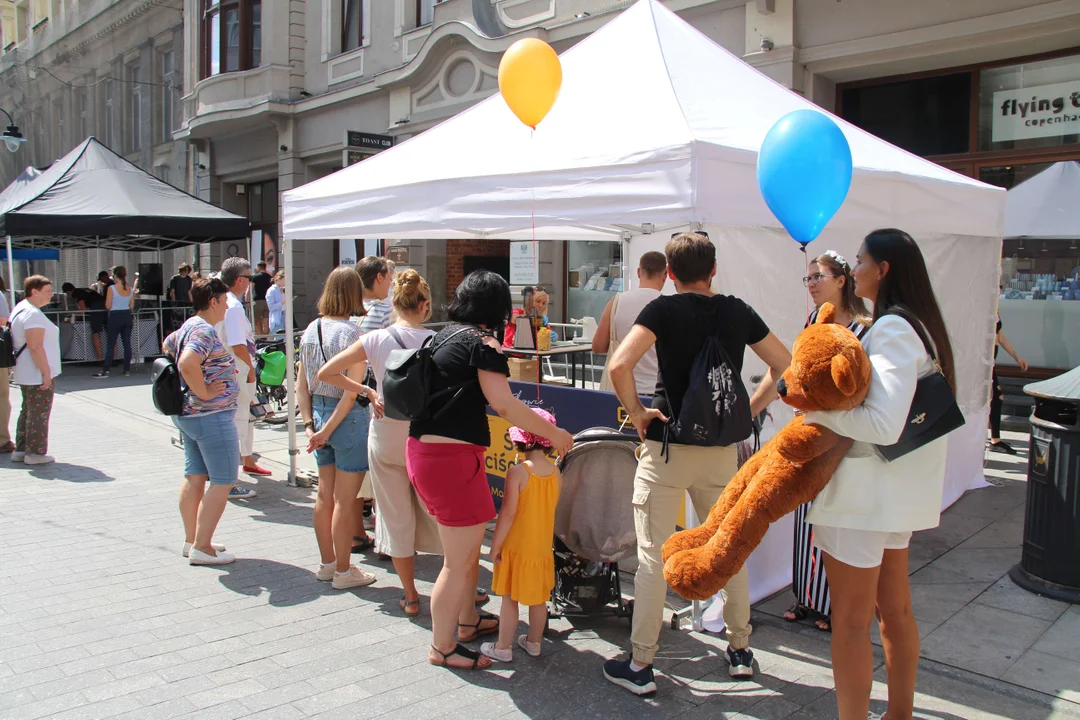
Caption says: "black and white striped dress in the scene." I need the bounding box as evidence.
[792,310,869,616]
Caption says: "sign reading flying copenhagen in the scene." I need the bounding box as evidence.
[992,80,1080,142]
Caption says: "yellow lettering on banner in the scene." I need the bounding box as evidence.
[485,416,516,482]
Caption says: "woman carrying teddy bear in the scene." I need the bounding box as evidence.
[803,229,955,720]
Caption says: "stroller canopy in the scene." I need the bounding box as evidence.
[555,429,639,563]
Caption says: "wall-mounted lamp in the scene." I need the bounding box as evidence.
[0,108,26,153]
[760,38,774,51]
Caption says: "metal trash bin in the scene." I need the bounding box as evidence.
[1009,365,1080,604]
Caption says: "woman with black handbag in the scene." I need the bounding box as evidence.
[800,229,959,720]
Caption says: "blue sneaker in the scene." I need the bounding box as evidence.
[726,646,754,678]
[603,657,657,695]
[229,484,257,499]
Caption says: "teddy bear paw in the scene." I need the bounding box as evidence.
[661,526,715,564]
[663,547,730,602]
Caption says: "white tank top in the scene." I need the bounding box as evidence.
[110,285,133,311]
[614,287,661,395]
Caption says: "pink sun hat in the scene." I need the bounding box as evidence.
[509,407,557,449]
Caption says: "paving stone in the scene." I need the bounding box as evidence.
[920,603,1051,678]
[974,576,1071,622]
[1031,606,1080,664]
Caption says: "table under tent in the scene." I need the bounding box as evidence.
[0,137,250,363]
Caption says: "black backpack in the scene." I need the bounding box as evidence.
[382,325,476,422]
[152,334,200,416]
[0,309,27,370]
[663,320,753,459]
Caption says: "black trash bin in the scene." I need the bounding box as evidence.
[1009,365,1080,604]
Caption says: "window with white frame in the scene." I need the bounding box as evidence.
[128,63,142,153]
[158,48,178,144]
[202,0,262,78]
[103,78,115,149]
[417,0,436,27]
[78,85,90,141]
[342,0,361,52]
[52,97,63,156]
[30,0,47,27]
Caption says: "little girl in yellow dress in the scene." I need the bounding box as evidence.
[482,408,562,662]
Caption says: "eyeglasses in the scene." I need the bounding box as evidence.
[238,274,252,280]
[802,273,838,286]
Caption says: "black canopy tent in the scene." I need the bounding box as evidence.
[0,137,249,360]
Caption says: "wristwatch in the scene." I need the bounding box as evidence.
[303,420,315,430]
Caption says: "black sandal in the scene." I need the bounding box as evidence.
[784,603,809,622]
[429,643,489,670]
[351,536,374,554]
[475,587,490,606]
[400,597,421,617]
[458,609,499,642]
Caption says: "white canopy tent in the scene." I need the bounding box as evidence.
[1005,160,1080,240]
[282,0,1005,602]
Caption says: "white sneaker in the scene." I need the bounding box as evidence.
[24,454,54,465]
[480,642,513,663]
[316,562,337,581]
[188,548,236,565]
[517,635,542,657]
[331,566,376,590]
[11,451,24,462]
[182,542,226,558]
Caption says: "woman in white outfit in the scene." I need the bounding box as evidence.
[802,229,956,720]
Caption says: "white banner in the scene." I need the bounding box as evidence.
[250,230,262,264]
[338,239,359,267]
[992,80,1080,142]
[510,241,539,285]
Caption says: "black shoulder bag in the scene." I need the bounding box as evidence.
[875,308,965,462]
[0,309,28,369]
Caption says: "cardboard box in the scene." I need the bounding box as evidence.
[508,358,539,382]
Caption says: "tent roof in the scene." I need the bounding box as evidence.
[0,166,43,205]
[0,138,250,251]
[283,0,1003,242]
[1005,161,1080,240]
[1026,363,1080,401]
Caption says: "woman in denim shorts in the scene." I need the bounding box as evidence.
[163,277,241,566]
[297,266,380,591]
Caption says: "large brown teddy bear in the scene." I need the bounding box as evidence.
[661,303,873,601]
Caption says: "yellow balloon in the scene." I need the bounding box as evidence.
[498,38,562,129]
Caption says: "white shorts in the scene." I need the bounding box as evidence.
[811,525,912,569]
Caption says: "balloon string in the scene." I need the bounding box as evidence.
[531,127,540,402]
[803,245,811,323]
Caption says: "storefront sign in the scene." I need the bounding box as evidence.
[386,246,410,265]
[484,382,640,510]
[346,131,394,151]
[992,80,1080,142]
[510,241,539,285]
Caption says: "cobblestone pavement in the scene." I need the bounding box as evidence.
[0,373,1078,719]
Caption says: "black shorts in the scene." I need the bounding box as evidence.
[88,311,106,333]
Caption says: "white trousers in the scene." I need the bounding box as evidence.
[234,357,256,458]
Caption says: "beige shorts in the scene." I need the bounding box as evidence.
[368,419,442,558]
[812,524,912,569]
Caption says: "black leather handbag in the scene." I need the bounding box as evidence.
[875,308,965,462]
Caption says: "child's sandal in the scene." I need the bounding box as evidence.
[480,642,513,663]
[517,635,541,657]
[429,644,490,670]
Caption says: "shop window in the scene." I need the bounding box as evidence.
[247,179,279,225]
[840,73,970,157]
[978,54,1080,153]
[567,242,623,327]
[978,161,1055,191]
[202,0,262,79]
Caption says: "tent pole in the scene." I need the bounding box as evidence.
[283,234,297,486]
[5,236,16,309]
[157,244,164,352]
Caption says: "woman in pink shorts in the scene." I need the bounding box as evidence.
[407,270,574,672]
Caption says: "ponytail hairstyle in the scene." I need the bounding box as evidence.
[391,268,432,322]
[863,229,956,393]
[815,251,870,326]
[112,266,129,291]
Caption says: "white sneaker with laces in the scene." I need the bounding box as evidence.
[24,454,54,465]
[182,542,226,558]
[316,562,336,581]
[517,635,542,657]
[11,451,25,462]
[188,548,236,565]
[480,642,513,663]
[331,566,376,590]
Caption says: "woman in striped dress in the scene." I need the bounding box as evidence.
[786,250,870,632]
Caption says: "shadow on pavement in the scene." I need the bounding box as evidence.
[26,461,114,482]
[214,558,401,608]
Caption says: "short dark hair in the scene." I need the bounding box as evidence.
[24,275,52,297]
[256,262,267,270]
[356,256,389,290]
[62,282,76,293]
[97,270,111,281]
[447,270,513,337]
[665,232,715,285]
[190,277,229,311]
[639,251,667,278]
[178,263,192,274]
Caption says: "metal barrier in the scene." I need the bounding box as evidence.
[42,304,197,366]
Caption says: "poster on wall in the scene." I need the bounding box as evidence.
[510,241,539,285]
[338,239,359,267]
[250,229,278,272]
[992,80,1080,142]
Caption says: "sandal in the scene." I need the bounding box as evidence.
[475,587,490,606]
[351,536,374,554]
[400,597,421,617]
[458,609,499,642]
[815,616,831,632]
[784,603,809,622]
[429,643,491,670]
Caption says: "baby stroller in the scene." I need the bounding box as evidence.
[550,428,640,622]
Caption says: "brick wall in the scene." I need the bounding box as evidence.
[446,239,511,299]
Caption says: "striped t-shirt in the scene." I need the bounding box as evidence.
[358,299,393,334]
[300,318,362,399]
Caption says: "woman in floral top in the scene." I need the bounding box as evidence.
[163,277,241,566]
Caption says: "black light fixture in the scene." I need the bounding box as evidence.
[0,108,26,154]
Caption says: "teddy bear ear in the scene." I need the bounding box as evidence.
[831,352,859,397]
[816,302,837,325]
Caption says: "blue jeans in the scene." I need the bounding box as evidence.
[312,395,370,473]
[173,411,241,485]
[103,310,133,372]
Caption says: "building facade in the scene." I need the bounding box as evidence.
[0,0,193,288]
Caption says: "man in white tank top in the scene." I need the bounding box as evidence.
[593,252,667,395]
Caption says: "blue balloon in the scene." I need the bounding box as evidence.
[757,110,853,246]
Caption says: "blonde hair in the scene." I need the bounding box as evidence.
[392,269,431,321]
[317,266,364,318]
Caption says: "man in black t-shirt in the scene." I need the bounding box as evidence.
[602,232,791,695]
[62,283,108,360]
[168,263,193,305]
[250,261,272,335]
